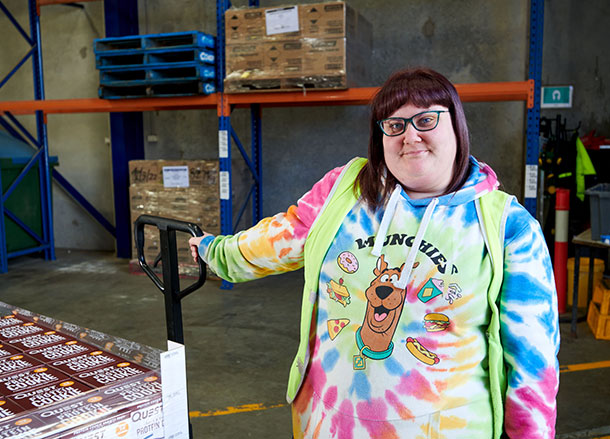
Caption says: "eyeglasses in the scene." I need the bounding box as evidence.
[377,110,449,136]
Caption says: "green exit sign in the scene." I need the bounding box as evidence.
[541,86,573,108]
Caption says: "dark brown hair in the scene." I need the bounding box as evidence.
[356,67,470,209]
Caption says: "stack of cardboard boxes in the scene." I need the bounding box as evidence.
[128,160,220,276]
[224,1,372,92]
[587,278,610,339]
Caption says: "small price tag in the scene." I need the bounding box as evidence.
[525,164,538,199]
[265,6,299,35]
[163,166,189,188]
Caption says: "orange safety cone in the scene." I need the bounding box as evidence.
[554,188,570,314]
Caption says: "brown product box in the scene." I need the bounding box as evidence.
[224,1,372,92]
[51,350,124,376]
[0,412,44,438]
[0,354,44,377]
[75,362,150,388]
[0,343,22,359]
[225,2,354,43]
[0,366,71,396]
[0,322,47,342]
[0,397,26,419]
[100,374,161,405]
[129,159,220,267]
[34,391,118,432]
[26,340,95,363]
[8,379,92,411]
[0,314,30,329]
[8,330,74,351]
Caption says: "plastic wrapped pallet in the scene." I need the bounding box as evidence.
[224,1,372,92]
[0,302,187,439]
[128,159,220,276]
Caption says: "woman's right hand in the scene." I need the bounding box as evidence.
[189,233,212,264]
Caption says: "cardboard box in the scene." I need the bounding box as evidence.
[224,1,372,92]
[593,279,610,315]
[128,159,220,268]
[587,301,610,340]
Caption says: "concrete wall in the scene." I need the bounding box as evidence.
[1,0,609,252]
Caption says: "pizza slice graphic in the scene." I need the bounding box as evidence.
[327,319,350,340]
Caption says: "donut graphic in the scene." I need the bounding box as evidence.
[337,251,359,273]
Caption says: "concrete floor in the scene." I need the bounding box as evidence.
[1,249,609,439]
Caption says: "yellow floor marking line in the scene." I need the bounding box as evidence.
[190,403,287,418]
[559,359,610,373]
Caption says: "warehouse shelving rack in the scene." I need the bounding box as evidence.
[0,0,544,278]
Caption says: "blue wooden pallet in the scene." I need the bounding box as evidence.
[96,47,215,70]
[99,80,216,99]
[99,62,215,83]
[93,31,215,53]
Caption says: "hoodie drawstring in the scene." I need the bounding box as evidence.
[371,185,403,257]
[371,184,440,290]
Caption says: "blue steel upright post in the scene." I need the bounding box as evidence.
[217,0,233,289]
[103,0,145,259]
[525,0,544,217]
[29,0,55,263]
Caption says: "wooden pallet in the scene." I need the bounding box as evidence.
[224,74,347,93]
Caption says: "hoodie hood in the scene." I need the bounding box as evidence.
[406,156,500,207]
[372,155,499,288]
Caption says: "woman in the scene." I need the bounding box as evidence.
[189,67,559,438]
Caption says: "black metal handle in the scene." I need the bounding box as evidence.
[134,214,207,345]
[135,214,206,299]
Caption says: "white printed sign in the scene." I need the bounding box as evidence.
[162,166,189,188]
[265,6,299,35]
[161,341,189,439]
[219,171,230,200]
[525,164,538,199]
[219,130,229,158]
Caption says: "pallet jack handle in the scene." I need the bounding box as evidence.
[134,214,206,345]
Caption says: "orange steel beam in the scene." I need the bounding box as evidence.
[0,95,218,116]
[0,80,533,115]
[227,80,533,108]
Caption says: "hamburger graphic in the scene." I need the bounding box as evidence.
[423,313,450,332]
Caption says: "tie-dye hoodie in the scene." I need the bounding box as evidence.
[198,156,560,439]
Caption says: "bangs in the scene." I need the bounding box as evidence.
[372,74,454,120]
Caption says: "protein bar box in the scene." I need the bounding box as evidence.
[0,302,186,439]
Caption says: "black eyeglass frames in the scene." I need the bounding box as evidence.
[377,110,449,136]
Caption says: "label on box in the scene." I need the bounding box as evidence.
[162,166,190,188]
[0,366,71,395]
[26,340,94,362]
[0,343,22,359]
[75,362,150,388]
[51,350,122,375]
[0,398,26,419]
[59,411,129,439]
[8,330,73,350]
[101,375,162,404]
[0,354,44,377]
[0,315,28,329]
[0,323,46,341]
[0,413,44,439]
[130,398,163,439]
[36,393,117,429]
[266,6,299,35]
[9,379,92,410]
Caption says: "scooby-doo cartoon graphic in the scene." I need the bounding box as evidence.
[354,255,418,369]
